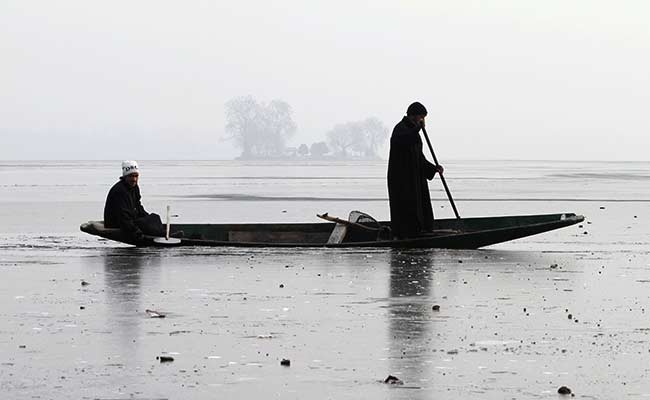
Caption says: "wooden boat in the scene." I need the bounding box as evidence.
[80,212,584,249]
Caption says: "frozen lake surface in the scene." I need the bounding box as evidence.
[1,160,650,399]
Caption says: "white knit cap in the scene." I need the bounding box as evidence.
[121,160,139,177]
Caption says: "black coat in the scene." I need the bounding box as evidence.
[387,117,438,238]
[104,179,149,239]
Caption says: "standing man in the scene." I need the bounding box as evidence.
[387,102,444,238]
[104,161,165,243]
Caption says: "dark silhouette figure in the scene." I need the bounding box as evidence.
[387,102,443,238]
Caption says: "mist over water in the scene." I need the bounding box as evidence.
[2,1,650,161]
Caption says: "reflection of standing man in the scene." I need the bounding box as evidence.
[387,102,444,239]
[387,250,434,396]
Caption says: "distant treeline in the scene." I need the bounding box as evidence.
[224,95,389,160]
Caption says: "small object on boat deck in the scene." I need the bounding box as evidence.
[80,306,85,310]
[81,280,90,286]
[557,386,572,395]
[599,206,605,209]
[153,205,182,245]
[384,375,403,385]
[146,309,166,318]
[19,345,26,349]
[432,305,440,311]
[280,358,291,366]
[279,283,284,288]
[157,355,174,363]
[153,237,181,245]
[550,263,558,269]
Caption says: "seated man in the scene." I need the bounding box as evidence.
[104,161,165,242]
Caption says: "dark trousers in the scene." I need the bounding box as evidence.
[135,213,165,237]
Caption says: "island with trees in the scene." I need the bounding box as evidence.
[224,96,389,160]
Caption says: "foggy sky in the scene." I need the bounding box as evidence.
[1,0,649,161]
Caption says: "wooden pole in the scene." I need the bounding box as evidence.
[421,126,461,219]
[165,205,171,240]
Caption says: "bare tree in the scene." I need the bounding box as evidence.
[358,117,389,158]
[224,96,297,158]
[224,96,259,158]
[326,117,388,159]
[326,122,363,158]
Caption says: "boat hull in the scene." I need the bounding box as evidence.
[80,213,584,249]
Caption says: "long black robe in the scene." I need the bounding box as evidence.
[387,116,438,238]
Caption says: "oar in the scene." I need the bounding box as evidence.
[153,205,181,245]
[317,213,459,236]
[421,126,461,219]
[317,212,382,231]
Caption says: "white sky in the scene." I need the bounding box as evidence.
[1,0,649,160]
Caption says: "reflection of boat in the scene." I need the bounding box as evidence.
[80,212,584,249]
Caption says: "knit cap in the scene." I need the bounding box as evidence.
[121,160,139,177]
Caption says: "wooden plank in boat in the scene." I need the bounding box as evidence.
[326,211,366,244]
[327,224,347,244]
